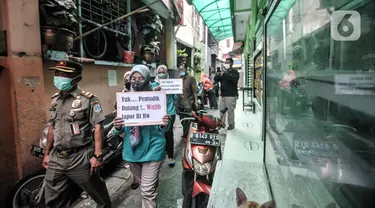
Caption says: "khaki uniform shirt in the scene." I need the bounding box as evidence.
[50,87,105,149]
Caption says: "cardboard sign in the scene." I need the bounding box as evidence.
[116,91,166,126]
[335,74,375,95]
[159,79,183,94]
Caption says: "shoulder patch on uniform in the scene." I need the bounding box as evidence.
[93,103,102,112]
[51,92,59,99]
[80,90,94,99]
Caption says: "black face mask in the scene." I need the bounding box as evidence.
[131,80,148,91]
[124,82,131,90]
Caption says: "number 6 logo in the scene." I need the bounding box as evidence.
[331,10,361,41]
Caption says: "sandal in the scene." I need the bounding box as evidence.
[131,181,139,189]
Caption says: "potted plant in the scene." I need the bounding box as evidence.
[39,0,78,52]
[136,10,163,54]
[193,51,203,73]
[177,48,189,67]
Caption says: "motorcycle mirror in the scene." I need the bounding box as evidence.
[197,110,207,114]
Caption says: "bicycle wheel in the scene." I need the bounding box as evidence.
[117,25,137,51]
[83,25,108,59]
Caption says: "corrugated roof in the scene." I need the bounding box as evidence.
[191,0,233,41]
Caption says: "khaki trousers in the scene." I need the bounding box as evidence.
[44,148,111,208]
[219,96,237,126]
[129,161,163,208]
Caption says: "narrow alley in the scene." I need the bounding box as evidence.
[1,0,375,208]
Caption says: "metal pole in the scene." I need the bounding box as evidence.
[77,0,84,57]
[127,0,132,51]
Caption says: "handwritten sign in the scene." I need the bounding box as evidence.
[159,79,183,94]
[116,91,166,126]
[335,74,375,95]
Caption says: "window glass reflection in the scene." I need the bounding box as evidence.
[265,0,375,207]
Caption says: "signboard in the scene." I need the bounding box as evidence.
[108,70,117,86]
[116,91,166,126]
[334,74,375,95]
[293,140,341,157]
[159,79,183,94]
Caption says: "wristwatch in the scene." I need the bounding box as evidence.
[94,153,104,162]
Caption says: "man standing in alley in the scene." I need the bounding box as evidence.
[177,64,198,138]
[215,58,239,130]
[43,60,111,208]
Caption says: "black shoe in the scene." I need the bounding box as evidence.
[131,181,139,189]
[227,125,235,130]
[168,158,175,167]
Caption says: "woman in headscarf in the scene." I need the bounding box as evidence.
[123,70,132,92]
[153,65,177,167]
[113,71,133,110]
[113,65,170,208]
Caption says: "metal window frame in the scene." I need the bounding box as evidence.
[262,0,283,200]
[76,0,132,57]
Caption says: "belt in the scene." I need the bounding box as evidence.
[54,142,92,157]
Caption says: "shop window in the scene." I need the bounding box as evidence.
[265,0,375,208]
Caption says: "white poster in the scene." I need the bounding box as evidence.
[334,74,375,95]
[116,91,166,126]
[159,79,183,94]
[108,70,117,86]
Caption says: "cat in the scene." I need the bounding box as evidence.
[236,187,276,208]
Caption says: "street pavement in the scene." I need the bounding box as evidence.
[73,108,225,208]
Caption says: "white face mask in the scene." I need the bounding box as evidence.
[224,64,231,69]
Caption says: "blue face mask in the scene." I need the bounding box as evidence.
[158,73,168,79]
[54,76,74,91]
[179,71,186,77]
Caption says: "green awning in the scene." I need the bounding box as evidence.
[191,0,233,41]
[267,0,296,36]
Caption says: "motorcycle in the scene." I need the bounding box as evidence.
[5,111,123,208]
[180,108,227,208]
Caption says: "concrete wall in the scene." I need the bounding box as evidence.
[43,61,131,117]
[0,58,19,205]
[175,1,194,47]
[0,0,46,204]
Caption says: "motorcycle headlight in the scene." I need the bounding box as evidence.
[192,158,212,176]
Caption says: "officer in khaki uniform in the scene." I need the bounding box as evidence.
[43,60,111,208]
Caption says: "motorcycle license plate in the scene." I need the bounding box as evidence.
[190,132,220,146]
[30,145,45,158]
[293,140,340,157]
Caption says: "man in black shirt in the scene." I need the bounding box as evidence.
[214,58,239,130]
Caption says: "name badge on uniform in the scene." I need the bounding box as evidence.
[72,99,82,109]
[70,122,80,135]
